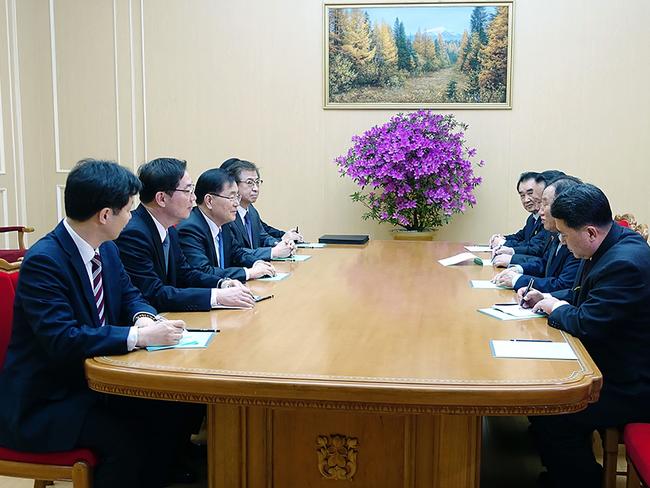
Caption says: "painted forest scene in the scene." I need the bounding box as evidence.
[326,4,511,107]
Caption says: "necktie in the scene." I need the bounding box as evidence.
[162,232,170,274]
[91,253,106,326]
[244,213,253,246]
[215,233,225,268]
[544,236,558,276]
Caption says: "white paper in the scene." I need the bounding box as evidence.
[438,252,478,266]
[272,254,311,262]
[478,258,493,266]
[470,280,508,289]
[297,242,327,248]
[478,308,523,321]
[465,245,492,253]
[258,272,290,282]
[492,304,545,319]
[491,340,578,360]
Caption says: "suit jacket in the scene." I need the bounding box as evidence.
[548,224,650,400]
[505,214,549,257]
[0,221,155,452]
[115,204,220,312]
[224,204,278,261]
[261,220,284,239]
[177,207,258,282]
[512,235,581,292]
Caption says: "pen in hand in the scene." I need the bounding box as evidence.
[519,278,534,307]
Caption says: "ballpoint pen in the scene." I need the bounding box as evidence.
[520,277,534,306]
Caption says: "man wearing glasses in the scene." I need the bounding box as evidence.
[115,158,256,311]
[221,158,302,261]
[177,168,276,281]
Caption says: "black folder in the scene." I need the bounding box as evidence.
[318,234,369,245]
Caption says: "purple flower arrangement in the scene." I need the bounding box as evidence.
[335,110,484,231]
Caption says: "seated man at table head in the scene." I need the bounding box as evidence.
[491,176,582,292]
[177,168,276,281]
[115,157,255,311]
[520,183,650,487]
[491,170,562,267]
[221,157,300,260]
[0,159,200,488]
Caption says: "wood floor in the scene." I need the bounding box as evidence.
[0,416,630,488]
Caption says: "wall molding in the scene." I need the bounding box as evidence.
[129,0,137,169]
[0,78,5,175]
[0,187,8,247]
[7,0,26,227]
[112,0,121,163]
[48,0,64,173]
[140,0,147,163]
[56,184,65,221]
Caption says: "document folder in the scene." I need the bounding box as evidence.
[318,234,369,245]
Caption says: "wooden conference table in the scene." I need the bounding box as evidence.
[85,241,602,488]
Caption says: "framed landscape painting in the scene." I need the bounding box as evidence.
[324,1,513,109]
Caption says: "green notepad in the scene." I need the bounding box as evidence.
[146,331,215,351]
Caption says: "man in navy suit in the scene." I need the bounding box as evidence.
[0,160,195,488]
[220,158,301,261]
[177,168,276,281]
[522,184,650,487]
[115,158,256,311]
[490,171,555,267]
[491,176,581,293]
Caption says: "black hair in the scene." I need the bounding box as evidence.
[517,171,540,191]
[220,157,259,182]
[536,170,566,186]
[547,175,583,197]
[550,183,612,229]
[195,168,237,204]
[137,158,187,203]
[65,159,141,221]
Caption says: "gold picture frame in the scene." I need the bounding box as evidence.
[324,1,514,109]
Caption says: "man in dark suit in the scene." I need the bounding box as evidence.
[115,158,256,311]
[492,176,581,293]
[0,160,195,488]
[220,158,301,261]
[177,168,276,281]
[490,171,556,267]
[521,184,650,487]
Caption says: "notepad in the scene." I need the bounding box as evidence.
[146,331,214,351]
[492,304,546,319]
[470,280,508,289]
[213,294,273,309]
[478,308,524,321]
[438,252,478,266]
[272,254,311,262]
[465,245,492,253]
[490,340,577,360]
[297,242,327,248]
[258,272,290,282]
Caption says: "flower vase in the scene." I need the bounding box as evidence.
[392,229,436,241]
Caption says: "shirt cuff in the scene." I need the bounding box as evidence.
[509,272,522,287]
[551,301,570,312]
[127,326,138,351]
[211,288,219,308]
[508,265,524,274]
[244,267,250,281]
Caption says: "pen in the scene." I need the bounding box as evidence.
[510,339,552,342]
[493,302,517,306]
[520,278,534,306]
[185,329,221,333]
[295,225,299,234]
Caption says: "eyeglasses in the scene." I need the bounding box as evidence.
[170,184,195,194]
[239,178,263,187]
[208,192,242,204]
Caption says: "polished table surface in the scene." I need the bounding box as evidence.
[86,240,601,414]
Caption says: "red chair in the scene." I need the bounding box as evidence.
[0,270,97,488]
[624,423,650,488]
[0,226,34,271]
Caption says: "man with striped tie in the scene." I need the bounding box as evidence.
[177,168,276,281]
[0,159,200,487]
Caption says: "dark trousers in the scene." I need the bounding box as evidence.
[529,388,650,488]
[77,394,204,488]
